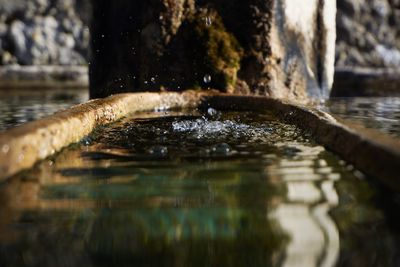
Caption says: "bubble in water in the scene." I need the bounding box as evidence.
[81,136,93,146]
[207,107,218,117]
[148,146,168,157]
[205,17,212,27]
[212,143,231,155]
[203,74,211,84]
[282,146,302,157]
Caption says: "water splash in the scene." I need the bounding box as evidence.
[171,117,273,142]
[205,16,212,27]
[203,74,211,84]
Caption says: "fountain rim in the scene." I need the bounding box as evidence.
[0,91,399,191]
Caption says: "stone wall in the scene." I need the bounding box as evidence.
[0,1,336,99]
[336,0,400,68]
[1,0,399,100]
[0,0,90,65]
[89,0,335,100]
[1,0,400,69]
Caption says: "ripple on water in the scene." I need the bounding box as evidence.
[0,110,396,267]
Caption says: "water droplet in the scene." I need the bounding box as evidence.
[212,143,231,155]
[2,144,10,154]
[207,107,218,117]
[205,17,212,27]
[151,77,156,83]
[148,146,168,157]
[203,74,211,84]
[144,80,148,85]
[81,136,92,146]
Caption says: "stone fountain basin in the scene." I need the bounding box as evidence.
[0,91,399,191]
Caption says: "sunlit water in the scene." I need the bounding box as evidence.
[0,110,399,267]
[324,97,400,138]
[0,89,88,132]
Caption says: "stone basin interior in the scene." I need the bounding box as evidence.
[0,101,399,267]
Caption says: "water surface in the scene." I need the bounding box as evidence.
[325,97,400,138]
[0,89,88,132]
[0,110,399,267]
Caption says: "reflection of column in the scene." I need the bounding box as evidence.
[274,203,325,267]
[270,144,340,267]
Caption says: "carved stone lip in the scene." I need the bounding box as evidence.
[0,91,399,191]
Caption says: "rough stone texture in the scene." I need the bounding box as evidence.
[2,1,400,76]
[269,0,336,99]
[0,0,90,65]
[336,0,400,68]
[90,0,336,100]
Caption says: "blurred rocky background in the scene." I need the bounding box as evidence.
[0,0,90,65]
[0,0,399,69]
[336,0,400,68]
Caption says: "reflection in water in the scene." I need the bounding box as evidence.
[271,145,340,267]
[324,97,400,138]
[0,89,88,132]
[0,111,398,266]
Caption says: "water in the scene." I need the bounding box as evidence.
[203,74,212,84]
[0,110,399,267]
[0,89,88,132]
[324,97,400,138]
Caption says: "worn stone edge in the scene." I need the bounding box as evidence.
[203,94,400,191]
[0,91,205,181]
[1,92,399,191]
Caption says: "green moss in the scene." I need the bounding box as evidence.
[188,10,243,92]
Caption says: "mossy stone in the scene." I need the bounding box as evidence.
[162,9,243,92]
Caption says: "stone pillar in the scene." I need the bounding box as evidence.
[89,0,336,100]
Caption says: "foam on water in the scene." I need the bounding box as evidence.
[172,117,273,141]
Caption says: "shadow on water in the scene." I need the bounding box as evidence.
[0,110,399,266]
